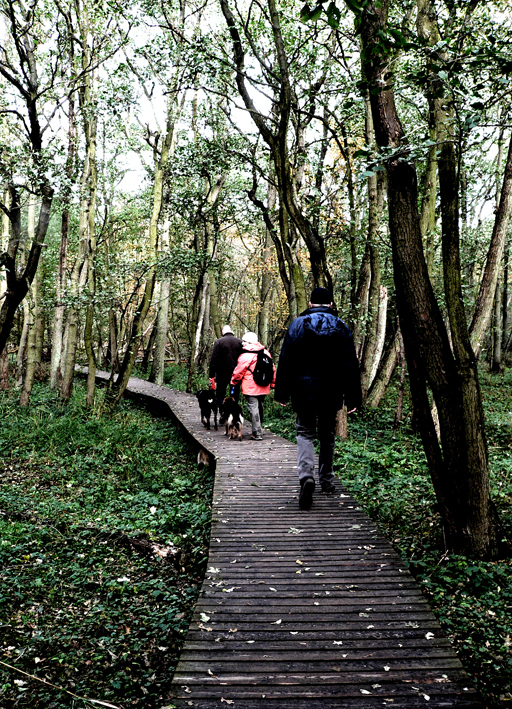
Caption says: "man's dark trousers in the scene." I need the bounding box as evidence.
[296,408,336,488]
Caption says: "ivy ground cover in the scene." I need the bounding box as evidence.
[0,382,213,708]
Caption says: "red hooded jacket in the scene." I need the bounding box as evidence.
[230,342,276,396]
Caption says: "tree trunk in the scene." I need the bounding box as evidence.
[60,252,88,401]
[359,0,508,559]
[258,220,273,347]
[491,277,503,373]
[416,0,439,275]
[359,101,385,399]
[0,190,9,389]
[470,126,512,356]
[366,325,400,409]
[502,243,509,357]
[149,279,170,385]
[106,308,120,371]
[50,75,76,390]
[369,286,388,387]
[335,405,347,440]
[20,196,43,406]
[393,329,406,432]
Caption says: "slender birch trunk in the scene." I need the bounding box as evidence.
[366,326,400,409]
[20,195,42,406]
[149,215,171,385]
[470,130,512,357]
[50,55,76,390]
[0,191,9,388]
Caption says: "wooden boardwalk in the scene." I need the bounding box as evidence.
[89,371,482,708]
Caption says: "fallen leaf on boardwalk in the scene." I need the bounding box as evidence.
[331,666,342,672]
[269,587,277,592]
[296,560,303,565]
[333,641,343,645]
[384,666,390,671]
[423,695,430,701]
[229,628,238,633]
[271,619,282,624]
[367,625,375,629]
[360,689,371,694]
[197,623,212,631]
[247,640,255,643]
[221,700,235,705]
[207,567,220,573]
[200,613,211,622]
[288,527,304,534]
[290,632,298,635]
[315,572,324,576]
[425,632,435,640]
[208,669,216,677]
[314,602,319,606]
[223,587,240,593]
[183,687,191,693]
[251,482,259,486]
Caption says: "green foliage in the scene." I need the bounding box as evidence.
[162,364,191,391]
[265,378,512,705]
[0,382,213,708]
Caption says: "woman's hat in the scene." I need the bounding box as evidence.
[242,331,258,344]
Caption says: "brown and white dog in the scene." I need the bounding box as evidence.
[223,396,244,441]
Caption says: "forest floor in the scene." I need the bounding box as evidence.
[0,366,511,707]
[0,379,214,708]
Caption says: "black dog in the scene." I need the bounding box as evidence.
[196,389,218,431]
[223,396,244,441]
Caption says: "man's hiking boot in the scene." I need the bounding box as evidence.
[250,434,263,440]
[299,477,315,510]
[321,481,336,494]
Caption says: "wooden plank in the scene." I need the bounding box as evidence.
[85,371,482,708]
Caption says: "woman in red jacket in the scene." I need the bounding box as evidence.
[230,332,276,440]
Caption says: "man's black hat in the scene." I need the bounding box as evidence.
[310,287,332,304]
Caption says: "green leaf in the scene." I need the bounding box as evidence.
[345,0,364,13]
[300,3,312,22]
[310,3,324,21]
[326,2,341,28]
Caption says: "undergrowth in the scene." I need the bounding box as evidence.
[265,371,512,707]
[3,366,512,707]
[0,381,214,708]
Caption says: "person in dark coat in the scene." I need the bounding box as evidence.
[274,287,362,510]
[209,325,243,421]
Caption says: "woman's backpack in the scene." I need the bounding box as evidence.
[250,349,274,387]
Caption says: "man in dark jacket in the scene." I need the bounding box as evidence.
[274,287,362,510]
[209,325,243,421]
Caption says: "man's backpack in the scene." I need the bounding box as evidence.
[250,349,274,387]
